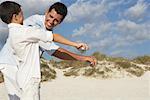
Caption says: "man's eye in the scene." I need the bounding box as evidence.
[49,15,53,18]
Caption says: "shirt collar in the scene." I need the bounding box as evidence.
[43,15,53,32]
[8,23,23,28]
[43,16,46,30]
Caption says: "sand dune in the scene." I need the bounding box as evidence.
[0,70,150,100]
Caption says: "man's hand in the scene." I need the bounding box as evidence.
[52,48,97,67]
[85,56,97,67]
[75,43,89,51]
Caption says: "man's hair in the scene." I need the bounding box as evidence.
[49,2,67,22]
[0,1,21,24]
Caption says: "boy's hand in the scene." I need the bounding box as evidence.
[75,43,89,51]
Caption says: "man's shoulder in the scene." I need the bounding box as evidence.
[24,14,45,27]
[25,14,44,21]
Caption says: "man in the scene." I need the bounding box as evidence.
[0,1,97,100]
[23,2,88,58]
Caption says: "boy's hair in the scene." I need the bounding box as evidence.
[0,1,21,24]
[49,2,67,22]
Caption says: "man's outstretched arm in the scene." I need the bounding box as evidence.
[50,48,97,66]
[53,33,88,50]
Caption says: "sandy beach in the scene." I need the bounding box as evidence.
[0,70,150,100]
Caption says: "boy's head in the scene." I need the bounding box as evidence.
[0,1,23,24]
[45,2,67,30]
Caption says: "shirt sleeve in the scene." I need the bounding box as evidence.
[23,27,53,43]
[39,41,59,50]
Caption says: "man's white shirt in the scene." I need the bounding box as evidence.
[8,23,53,89]
[24,14,59,53]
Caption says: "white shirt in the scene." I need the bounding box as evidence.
[0,41,17,69]
[24,14,59,55]
[8,23,53,89]
[0,14,59,68]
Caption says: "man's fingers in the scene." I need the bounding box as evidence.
[83,43,89,50]
[90,56,97,67]
[77,43,89,50]
[85,45,89,50]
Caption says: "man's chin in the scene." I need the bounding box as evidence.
[46,27,53,31]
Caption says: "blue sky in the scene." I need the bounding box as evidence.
[0,0,150,59]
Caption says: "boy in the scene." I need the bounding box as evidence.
[0,1,96,100]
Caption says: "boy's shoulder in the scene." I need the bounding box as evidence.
[8,23,34,33]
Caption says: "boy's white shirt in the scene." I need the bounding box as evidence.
[0,14,59,68]
[8,23,53,89]
[0,14,60,90]
[0,42,17,68]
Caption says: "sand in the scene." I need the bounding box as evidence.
[0,70,150,100]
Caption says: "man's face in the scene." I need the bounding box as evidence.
[45,9,63,30]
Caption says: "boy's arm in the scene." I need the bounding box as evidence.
[24,27,53,43]
[50,48,97,66]
[53,33,89,50]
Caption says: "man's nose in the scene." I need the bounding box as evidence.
[50,19,54,25]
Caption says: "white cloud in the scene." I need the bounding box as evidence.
[93,19,150,49]
[71,18,150,57]
[21,0,61,17]
[65,0,150,58]
[72,21,112,38]
[72,23,95,37]
[68,0,125,39]
[65,0,124,22]
[90,37,113,50]
[115,19,150,46]
[124,0,149,20]
[0,0,60,17]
